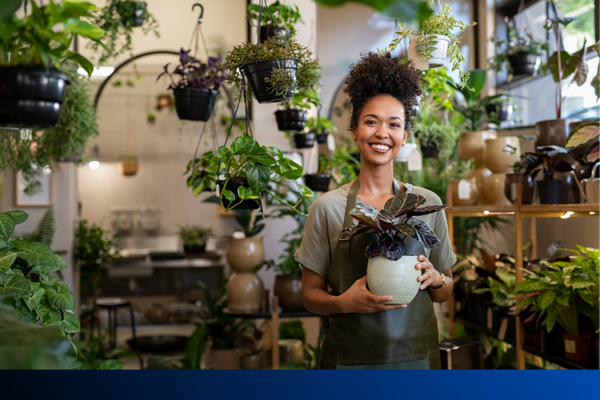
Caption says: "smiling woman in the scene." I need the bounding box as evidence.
[295,52,457,370]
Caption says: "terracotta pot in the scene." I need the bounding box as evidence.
[145,303,171,324]
[483,173,512,206]
[467,168,493,205]
[450,178,479,206]
[504,172,535,204]
[279,339,304,365]
[120,160,138,176]
[367,255,420,305]
[240,354,264,369]
[274,275,305,312]
[226,237,265,273]
[457,131,497,167]
[203,348,240,369]
[226,272,264,312]
[484,137,521,173]
[562,332,591,361]
[535,119,580,147]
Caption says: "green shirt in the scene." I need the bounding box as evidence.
[295,182,457,279]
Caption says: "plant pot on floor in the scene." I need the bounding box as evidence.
[274,275,305,312]
[259,25,288,43]
[408,35,450,70]
[173,88,218,121]
[242,59,298,104]
[0,67,69,128]
[562,332,591,361]
[537,180,562,204]
[218,179,260,210]
[275,109,307,132]
[292,132,315,149]
[304,174,331,192]
[367,255,421,305]
[485,102,512,122]
[507,52,540,76]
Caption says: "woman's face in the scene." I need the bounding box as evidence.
[351,94,408,167]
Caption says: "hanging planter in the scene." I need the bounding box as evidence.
[316,133,328,143]
[507,53,540,77]
[157,49,227,122]
[303,173,331,192]
[420,142,440,158]
[248,1,302,43]
[275,109,307,131]
[126,1,147,27]
[488,23,547,78]
[408,35,450,70]
[242,59,298,104]
[485,101,512,122]
[292,132,315,149]
[173,88,218,121]
[307,116,337,144]
[120,159,138,177]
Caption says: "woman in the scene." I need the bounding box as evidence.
[295,53,456,369]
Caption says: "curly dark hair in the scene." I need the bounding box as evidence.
[344,52,422,132]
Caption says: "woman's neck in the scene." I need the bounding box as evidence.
[357,162,403,195]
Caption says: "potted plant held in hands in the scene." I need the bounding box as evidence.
[157,49,227,121]
[247,0,304,42]
[349,192,447,304]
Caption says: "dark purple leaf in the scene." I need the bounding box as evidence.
[394,193,427,217]
[378,233,404,261]
[396,223,416,236]
[350,223,375,237]
[365,241,382,258]
[378,209,395,223]
[408,217,441,249]
[404,204,447,219]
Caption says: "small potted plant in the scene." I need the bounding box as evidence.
[0,0,105,128]
[303,153,332,192]
[225,36,321,104]
[238,324,265,369]
[348,191,447,304]
[521,145,574,204]
[488,24,548,77]
[157,49,227,121]
[88,0,160,64]
[247,0,304,43]
[118,154,138,176]
[413,101,458,158]
[179,224,213,254]
[275,88,319,132]
[306,115,338,144]
[484,94,517,122]
[383,0,476,88]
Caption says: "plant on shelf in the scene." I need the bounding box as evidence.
[88,0,160,64]
[185,151,220,196]
[473,261,516,317]
[247,0,304,38]
[179,224,213,253]
[565,120,599,164]
[225,35,321,104]
[0,210,80,337]
[216,133,313,214]
[306,115,338,143]
[521,145,574,204]
[157,49,228,121]
[488,24,548,77]
[382,0,476,88]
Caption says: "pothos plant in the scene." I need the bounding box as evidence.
[217,134,313,214]
[382,0,476,89]
[281,87,320,110]
[306,116,338,136]
[185,151,220,195]
[349,192,447,260]
[247,0,304,36]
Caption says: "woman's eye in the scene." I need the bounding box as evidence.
[390,123,401,128]
[366,120,376,125]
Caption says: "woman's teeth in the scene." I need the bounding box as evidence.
[370,144,391,152]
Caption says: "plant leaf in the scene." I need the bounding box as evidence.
[0,252,17,273]
[378,233,404,261]
[185,324,205,370]
[230,135,256,155]
[97,359,124,370]
[3,210,28,225]
[409,217,441,249]
[565,122,599,148]
[59,310,80,334]
[246,163,270,194]
[12,240,58,267]
[24,287,45,311]
[537,290,556,310]
[0,215,15,240]
[44,283,75,310]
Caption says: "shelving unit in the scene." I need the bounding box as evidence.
[445,183,600,369]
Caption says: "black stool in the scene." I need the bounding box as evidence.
[96,298,137,349]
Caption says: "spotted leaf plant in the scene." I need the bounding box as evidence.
[349,192,447,261]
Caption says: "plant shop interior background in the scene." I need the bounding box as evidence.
[1,0,599,370]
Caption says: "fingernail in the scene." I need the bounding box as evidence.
[420,285,424,289]
[387,297,393,301]
[416,264,421,269]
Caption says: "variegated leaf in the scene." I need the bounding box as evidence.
[565,122,599,148]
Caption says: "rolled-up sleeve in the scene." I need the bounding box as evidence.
[429,209,457,274]
[295,198,331,279]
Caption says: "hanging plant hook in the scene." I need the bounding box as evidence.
[192,3,204,24]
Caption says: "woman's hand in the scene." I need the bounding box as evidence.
[416,255,443,290]
[338,276,407,314]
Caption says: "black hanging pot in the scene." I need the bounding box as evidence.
[316,132,328,144]
[275,109,307,132]
[218,178,260,210]
[292,132,315,149]
[0,67,69,128]
[420,142,439,158]
[507,52,540,76]
[259,25,288,43]
[242,59,298,104]
[537,179,562,205]
[173,88,218,121]
[304,174,331,192]
[485,102,512,122]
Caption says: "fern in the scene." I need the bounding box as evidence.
[21,208,55,246]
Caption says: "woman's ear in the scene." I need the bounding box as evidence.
[350,128,357,142]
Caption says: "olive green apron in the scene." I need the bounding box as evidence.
[318,179,441,369]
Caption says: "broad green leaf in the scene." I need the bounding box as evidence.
[555,292,570,307]
[246,164,270,194]
[0,239,10,252]
[63,18,104,40]
[496,269,515,289]
[41,274,58,286]
[217,146,233,163]
[538,290,556,310]
[98,359,125,370]
[0,215,15,240]
[24,287,45,311]
[59,310,81,334]
[185,324,205,370]
[2,210,28,224]
[12,240,58,267]
[516,295,537,310]
[222,189,236,203]
[569,280,595,289]
[545,307,557,333]
[237,186,259,200]
[0,252,17,273]
[515,279,548,294]
[45,283,75,310]
[0,0,21,24]
[548,51,579,82]
[31,254,67,274]
[192,177,205,196]
[36,303,61,326]
[281,158,303,180]
[15,299,36,323]
[61,0,99,18]
[65,51,94,76]
[230,135,256,155]
[4,275,34,292]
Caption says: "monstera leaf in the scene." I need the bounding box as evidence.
[409,218,441,249]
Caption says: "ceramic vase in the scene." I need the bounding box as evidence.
[450,178,479,206]
[535,119,580,147]
[458,131,497,205]
[482,137,521,206]
[226,237,265,312]
[366,255,420,305]
[274,275,305,312]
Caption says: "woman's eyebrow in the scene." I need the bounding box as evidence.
[362,114,403,120]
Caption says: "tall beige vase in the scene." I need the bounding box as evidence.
[483,137,521,206]
[226,237,265,312]
[458,131,497,205]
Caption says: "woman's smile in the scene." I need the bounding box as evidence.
[368,142,393,153]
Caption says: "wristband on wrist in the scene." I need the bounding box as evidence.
[430,272,445,290]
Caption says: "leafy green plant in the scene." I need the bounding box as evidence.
[73,328,128,370]
[516,246,599,334]
[383,0,476,89]
[314,0,432,27]
[0,0,104,75]
[233,209,266,238]
[146,325,205,369]
[0,210,80,337]
[20,208,55,247]
[216,133,313,214]
[488,24,549,74]
[225,36,321,103]
[279,320,305,343]
[88,0,159,65]
[280,87,320,110]
[306,116,338,136]
[414,100,458,158]
[179,225,213,247]
[473,267,516,309]
[247,1,304,35]
[185,151,220,195]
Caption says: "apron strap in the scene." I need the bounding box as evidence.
[342,180,360,229]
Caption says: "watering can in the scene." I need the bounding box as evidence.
[577,163,600,204]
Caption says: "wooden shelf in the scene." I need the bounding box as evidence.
[446,205,515,217]
[518,203,600,217]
